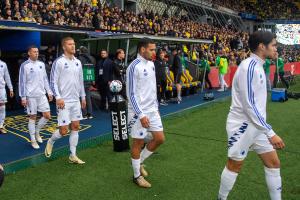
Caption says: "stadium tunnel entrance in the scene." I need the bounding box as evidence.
[0,28,88,111]
[81,32,213,81]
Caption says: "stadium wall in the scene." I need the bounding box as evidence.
[208,62,300,87]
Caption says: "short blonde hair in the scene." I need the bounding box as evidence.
[61,37,74,47]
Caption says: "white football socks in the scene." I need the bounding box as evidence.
[140,147,153,163]
[131,158,141,178]
[0,105,5,128]
[69,130,79,156]
[36,117,48,135]
[264,166,282,200]
[28,119,36,142]
[49,129,62,145]
[218,167,238,200]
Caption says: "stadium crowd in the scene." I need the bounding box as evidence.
[211,0,299,20]
[0,1,297,108]
[0,0,245,39]
[0,0,251,65]
[279,44,300,62]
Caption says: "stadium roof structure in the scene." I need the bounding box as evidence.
[83,32,213,44]
[0,25,87,34]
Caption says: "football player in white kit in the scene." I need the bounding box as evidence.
[0,51,14,134]
[19,46,53,149]
[45,37,86,164]
[217,31,285,200]
[126,38,165,188]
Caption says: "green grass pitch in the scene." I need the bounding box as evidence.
[0,78,299,200]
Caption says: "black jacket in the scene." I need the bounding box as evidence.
[172,55,182,74]
[154,58,167,83]
[112,58,126,83]
[95,58,113,84]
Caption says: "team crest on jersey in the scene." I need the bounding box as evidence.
[143,69,148,76]
[0,65,3,68]
[76,62,79,66]
[30,68,34,72]
[64,63,69,68]
[260,74,264,84]
[40,66,42,69]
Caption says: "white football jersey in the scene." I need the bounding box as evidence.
[126,54,158,119]
[228,53,275,138]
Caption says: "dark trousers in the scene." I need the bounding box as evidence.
[120,83,127,100]
[204,72,212,89]
[82,86,93,115]
[157,79,167,102]
[97,82,112,109]
[273,72,289,89]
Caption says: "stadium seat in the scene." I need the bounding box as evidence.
[180,69,201,95]
[166,70,176,92]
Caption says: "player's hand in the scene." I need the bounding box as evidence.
[0,164,3,171]
[21,99,27,107]
[269,135,285,149]
[81,99,86,109]
[48,94,53,102]
[140,116,150,128]
[56,98,65,109]
[9,91,14,98]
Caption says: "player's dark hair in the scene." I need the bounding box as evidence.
[137,38,155,53]
[27,45,38,52]
[248,31,276,52]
